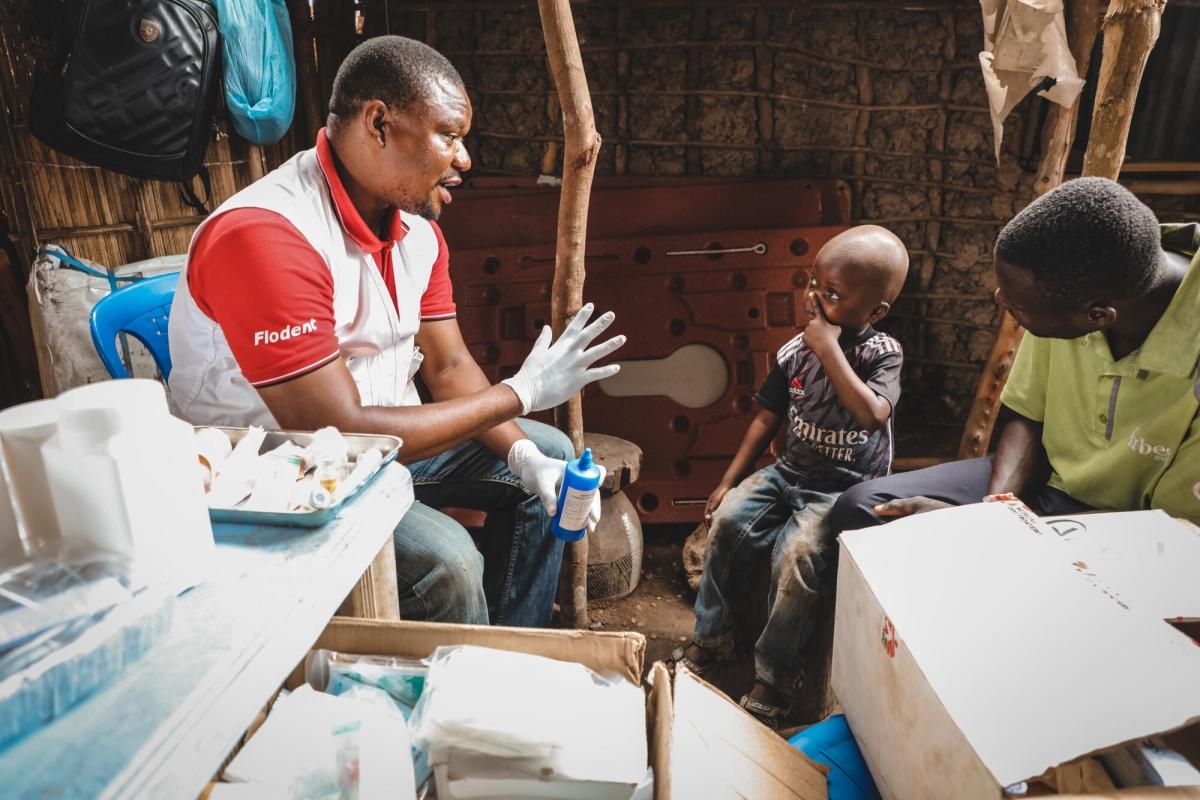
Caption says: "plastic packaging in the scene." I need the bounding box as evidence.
[0,582,174,748]
[225,685,415,799]
[0,557,133,654]
[306,426,351,468]
[212,0,296,145]
[245,446,305,512]
[306,649,428,717]
[26,247,185,397]
[306,650,431,790]
[551,447,602,542]
[207,425,267,508]
[788,714,881,800]
[409,644,647,791]
[41,380,215,594]
[194,427,234,491]
[333,449,383,504]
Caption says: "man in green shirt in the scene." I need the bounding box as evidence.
[829,178,1200,531]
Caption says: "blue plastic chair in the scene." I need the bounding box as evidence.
[89,272,180,380]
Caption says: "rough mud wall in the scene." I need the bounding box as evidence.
[383,2,1029,455]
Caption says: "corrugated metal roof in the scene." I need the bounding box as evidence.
[1074,4,1200,163]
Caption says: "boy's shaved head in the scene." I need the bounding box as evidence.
[816,225,909,303]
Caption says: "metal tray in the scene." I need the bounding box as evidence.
[205,427,403,528]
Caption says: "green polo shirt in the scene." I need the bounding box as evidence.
[1000,223,1200,524]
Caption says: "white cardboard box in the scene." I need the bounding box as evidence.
[833,504,1200,800]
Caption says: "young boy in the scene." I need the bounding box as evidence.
[674,224,909,730]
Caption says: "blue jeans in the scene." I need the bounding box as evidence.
[393,419,568,627]
[828,456,1096,535]
[692,464,840,696]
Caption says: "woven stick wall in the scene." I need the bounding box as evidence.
[0,0,1035,453]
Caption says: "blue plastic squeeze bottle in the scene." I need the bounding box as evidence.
[551,448,602,542]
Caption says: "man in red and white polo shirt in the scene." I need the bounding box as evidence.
[168,36,625,627]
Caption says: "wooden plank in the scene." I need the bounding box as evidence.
[346,537,402,620]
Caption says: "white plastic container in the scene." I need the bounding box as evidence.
[0,399,61,559]
[0,480,20,566]
[42,380,214,593]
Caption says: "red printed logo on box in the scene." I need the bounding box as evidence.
[881,616,898,658]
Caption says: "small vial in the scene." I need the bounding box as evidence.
[316,455,341,494]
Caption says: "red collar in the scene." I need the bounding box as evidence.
[315,128,407,251]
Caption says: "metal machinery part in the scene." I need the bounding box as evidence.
[440,178,851,524]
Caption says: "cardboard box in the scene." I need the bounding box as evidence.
[833,504,1200,800]
[295,617,829,800]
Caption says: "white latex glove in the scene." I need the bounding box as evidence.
[507,439,606,534]
[501,304,625,414]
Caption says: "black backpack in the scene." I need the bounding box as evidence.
[29,0,221,187]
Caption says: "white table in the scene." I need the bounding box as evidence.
[0,462,413,800]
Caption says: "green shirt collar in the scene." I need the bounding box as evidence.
[1130,223,1200,378]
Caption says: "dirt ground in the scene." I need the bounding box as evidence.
[582,523,699,671]
[576,523,802,733]
[575,524,761,705]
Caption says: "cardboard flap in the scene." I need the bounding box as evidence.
[668,667,828,799]
[647,662,673,800]
[315,618,646,685]
[838,504,1200,788]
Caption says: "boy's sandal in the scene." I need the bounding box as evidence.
[669,643,720,678]
[738,694,790,732]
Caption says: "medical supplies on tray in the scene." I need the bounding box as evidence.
[199,426,391,515]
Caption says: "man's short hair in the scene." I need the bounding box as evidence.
[328,35,462,118]
[995,177,1163,305]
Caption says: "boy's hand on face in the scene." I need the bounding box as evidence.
[804,290,842,357]
[705,482,733,521]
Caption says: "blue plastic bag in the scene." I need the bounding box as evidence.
[789,715,882,800]
[213,0,296,145]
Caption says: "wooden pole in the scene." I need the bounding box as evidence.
[346,539,402,620]
[1035,0,1103,194]
[1082,0,1165,180]
[538,0,601,629]
[958,0,1102,459]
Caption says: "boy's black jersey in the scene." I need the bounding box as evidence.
[755,327,903,491]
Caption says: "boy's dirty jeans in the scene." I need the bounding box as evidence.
[692,463,840,696]
[392,419,568,628]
